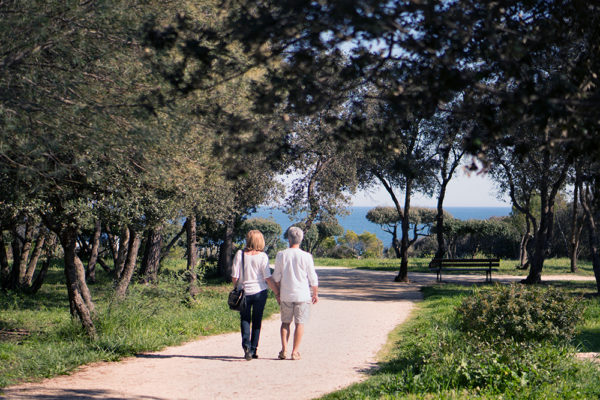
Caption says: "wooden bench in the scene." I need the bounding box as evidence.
[429,258,500,283]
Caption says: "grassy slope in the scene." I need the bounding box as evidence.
[320,282,600,400]
[0,260,278,388]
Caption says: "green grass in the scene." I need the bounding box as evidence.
[0,260,278,388]
[320,282,600,400]
[314,257,596,276]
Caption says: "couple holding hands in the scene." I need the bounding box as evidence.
[231,226,319,361]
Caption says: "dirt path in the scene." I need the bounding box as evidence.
[2,268,423,400]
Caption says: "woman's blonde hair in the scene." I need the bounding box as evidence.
[245,230,265,252]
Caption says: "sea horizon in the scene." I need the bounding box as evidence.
[251,205,512,246]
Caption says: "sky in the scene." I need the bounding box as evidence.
[352,168,510,208]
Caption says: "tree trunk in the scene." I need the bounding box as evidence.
[218,219,235,281]
[114,226,130,279]
[523,149,568,284]
[587,226,600,294]
[26,257,51,295]
[0,229,10,289]
[396,178,412,282]
[140,226,163,283]
[10,223,34,289]
[185,216,200,297]
[160,225,185,262]
[23,230,46,286]
[60,227,96,338]
[391,225,401,258]
[114,228,141,298]
[518,216,532,269]
[570,166,581,273]
[434,180,448,259]
[580,183,600,294]
[105,224,120,267]
[97,257,112,274]
[525,207,551,284]
[86,219,102,283]
[10,227,23,288]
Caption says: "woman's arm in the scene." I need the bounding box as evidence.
[231,250,242,286]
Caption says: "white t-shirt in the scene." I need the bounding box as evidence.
[231,250,271,295]
[272,247,318,303]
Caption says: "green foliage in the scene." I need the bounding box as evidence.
[437,217,520,259]
[316,220,344,240]
[366,206,401,226]
[321,284,600,400]
[358,232,383,258]
[457,284,585,342]
[333,230,383,258]
[577,296,600,352]
[239,217,282,252]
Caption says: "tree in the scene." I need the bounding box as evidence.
[578,160,600,294]
[147,0,600,289]
[282,71,361,232]
[422,108,468,258]
[355,96,437,281]
[0,0,231,335]
[336,230,382,258]
[366,207,402,257]
[568,165,585,272]
[489,129,570,283]
[239,218,282,254]
[367,206,442,259]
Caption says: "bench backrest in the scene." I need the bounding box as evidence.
[430,258,500,268]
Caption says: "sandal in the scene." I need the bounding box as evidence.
[291,352,301,360]
[278,350,287,360]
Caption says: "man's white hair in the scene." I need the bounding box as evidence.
[287,226,304,245]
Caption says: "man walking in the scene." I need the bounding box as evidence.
[272,226,319,360]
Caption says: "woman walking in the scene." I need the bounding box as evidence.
[231,230,279,360]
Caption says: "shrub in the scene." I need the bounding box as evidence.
[456,284,585,342]
[325,245,356,259]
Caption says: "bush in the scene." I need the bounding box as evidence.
[325,245,357,259]
[456,284,585,342]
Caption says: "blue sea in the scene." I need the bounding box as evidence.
[251,206,511,247]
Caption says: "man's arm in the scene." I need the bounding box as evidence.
[307,254,318,304]
[266,277,281,303]
[311,285,318,304]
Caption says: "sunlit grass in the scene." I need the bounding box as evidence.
[0,259,278,388]
[314,257,596,276]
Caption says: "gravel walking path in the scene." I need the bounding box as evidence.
[2,268,422,400]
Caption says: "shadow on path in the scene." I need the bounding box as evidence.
[0,388,164,400]
[317,268,423,302]
[135,354,244,362]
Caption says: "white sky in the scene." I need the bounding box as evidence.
[352,169,510,207]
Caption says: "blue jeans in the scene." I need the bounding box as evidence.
[240,289,268,353]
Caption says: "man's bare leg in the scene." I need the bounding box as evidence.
[280,322,290,357]
[291,323,304,358]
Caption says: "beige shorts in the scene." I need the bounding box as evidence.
[280,301,311,324]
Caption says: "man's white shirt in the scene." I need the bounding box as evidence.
[272,247,318,302]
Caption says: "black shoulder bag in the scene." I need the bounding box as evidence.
[227,251,246,311]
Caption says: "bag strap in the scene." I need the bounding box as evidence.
[237,250,245,290]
